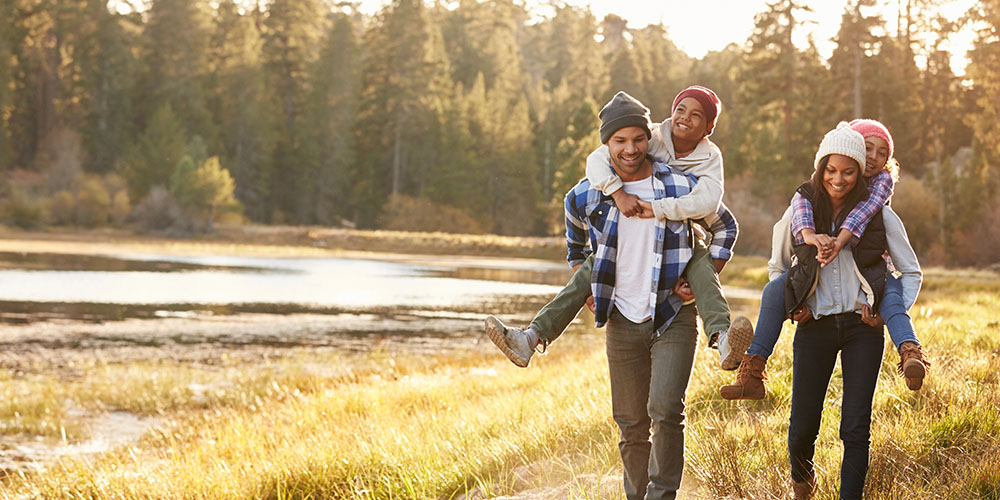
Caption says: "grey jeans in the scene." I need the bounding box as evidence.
[606,304,698,500]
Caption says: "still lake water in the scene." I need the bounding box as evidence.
[0,252,569,313]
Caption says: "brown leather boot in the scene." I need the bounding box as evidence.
[898,341,930,390]
[719,353,767,400]
[792,475,817,500]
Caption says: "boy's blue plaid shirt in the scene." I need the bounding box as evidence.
[564,160,738,338]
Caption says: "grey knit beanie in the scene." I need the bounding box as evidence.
[599,91,652,144]
[814,121,867,171]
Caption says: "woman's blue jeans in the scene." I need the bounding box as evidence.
[746,273,919,360]
[788,313,883,500]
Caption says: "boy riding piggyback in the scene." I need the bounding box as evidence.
[486,86,752,371]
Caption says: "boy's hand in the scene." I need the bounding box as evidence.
[611,189,642,217]
[636,200,655,218]
[713,258,726,274]
[860,305,884,327]
[790,306,813,323]
[585,294,596,313]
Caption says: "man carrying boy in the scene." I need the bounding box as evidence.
[486,85,751,370]
[563,92,738,499]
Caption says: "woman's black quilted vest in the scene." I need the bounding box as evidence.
[784,182,888,318]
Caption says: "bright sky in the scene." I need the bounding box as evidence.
[560,0,976,74]
[355,0,977,75]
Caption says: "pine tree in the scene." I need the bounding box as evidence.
[296,14,361,225]
[867,36,923,174]
[737,0,829,197]
[632,25,692,120]
[76,0,138,172]
[552,97,600,208]
[829,0,881,119]
[119,104,188,199]
[261,0,328,222]
[354,0,451,227]
[210,0,275,221]
[140,0,216,147]
[965,0,1000,164]
[0,0,17,170]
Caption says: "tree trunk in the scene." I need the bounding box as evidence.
[853,0,863,118]
[392,121,402,195]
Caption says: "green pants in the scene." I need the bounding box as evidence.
[528,240,731,345]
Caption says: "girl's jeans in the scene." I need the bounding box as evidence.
[746,273,918,359]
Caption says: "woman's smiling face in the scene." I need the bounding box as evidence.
[823,154,861,204]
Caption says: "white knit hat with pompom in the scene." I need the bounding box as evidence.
[814,121,867,171]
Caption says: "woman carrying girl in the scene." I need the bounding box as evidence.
[721,119,929,402]
[730,123,923,499]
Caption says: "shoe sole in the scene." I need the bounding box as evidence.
[904,360,925,390]
[721,316,754,371]
[719,386,765,400]
[484,316,529,368]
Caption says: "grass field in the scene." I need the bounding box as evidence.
[0,229,998,499]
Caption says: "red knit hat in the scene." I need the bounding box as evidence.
[671,85,722,135]
[848,119,894,160]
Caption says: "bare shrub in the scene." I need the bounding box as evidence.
[380,193,486,234]
[131,185,182,232]
[76,175,111,227]
[34,128,84,194]
[722,173,787,257]
[890,173,942,264]
[49,190,76,226]
[110,190,131,226]
[0,186,49,229]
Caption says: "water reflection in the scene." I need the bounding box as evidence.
[0,253,566,322]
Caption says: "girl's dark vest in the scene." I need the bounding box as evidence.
[784,182,889,318]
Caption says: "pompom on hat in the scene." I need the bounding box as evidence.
[848,118,894,160]
[671,85,722,135]
[814,122,867,171]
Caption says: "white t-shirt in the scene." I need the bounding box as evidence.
[613,176,656,323]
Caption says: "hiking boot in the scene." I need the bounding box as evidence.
[792,475,817,500]
[718,315,754,370]
[719,353,767,400]
[484,316,535,368]
[898,341,930,390]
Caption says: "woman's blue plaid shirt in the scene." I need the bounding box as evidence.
[564,161,738,338]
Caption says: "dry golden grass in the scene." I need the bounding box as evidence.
[0,249,998,499]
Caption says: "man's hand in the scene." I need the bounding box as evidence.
[673,277,694,303]
[790,305,813,323]
[585,294,596,313]
[611,189,642,217]
[860,304,884,327]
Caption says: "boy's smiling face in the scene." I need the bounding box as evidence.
[671,97,707,144]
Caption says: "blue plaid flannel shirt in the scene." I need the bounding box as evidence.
[564,160,738,338]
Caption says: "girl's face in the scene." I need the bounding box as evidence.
[823,154,861,204]
[863,136,890,177]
